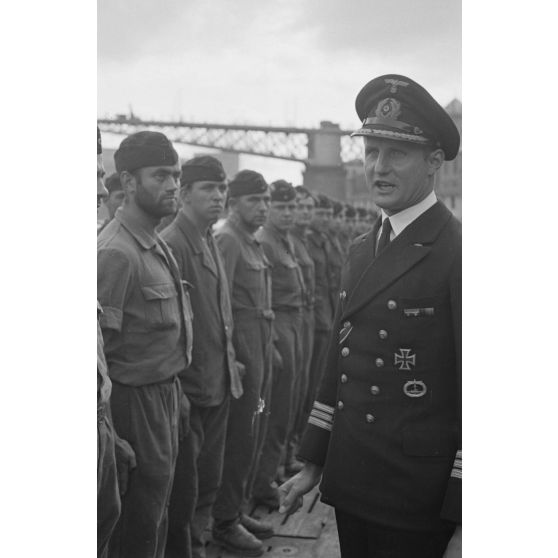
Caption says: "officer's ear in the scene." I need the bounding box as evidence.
[119,170,138,197]
[425,148,445,176]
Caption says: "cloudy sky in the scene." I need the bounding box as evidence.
[98,0,461,182]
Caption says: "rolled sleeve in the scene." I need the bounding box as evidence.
[97,248,133,333]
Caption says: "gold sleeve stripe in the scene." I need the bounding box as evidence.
[450,450,462,479]
[308,416,333,432]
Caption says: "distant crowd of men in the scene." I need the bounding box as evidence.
[96,127,377,558]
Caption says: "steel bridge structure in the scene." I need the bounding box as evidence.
[97,116,365,199]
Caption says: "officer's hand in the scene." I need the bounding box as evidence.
[443,525,462,558]
[278,463,322,515]
[179,392,191,440]
[114,436,136,496]
[273,348,284,370]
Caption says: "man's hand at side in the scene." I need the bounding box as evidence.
[114,436,136,496]
[278,462,323,515]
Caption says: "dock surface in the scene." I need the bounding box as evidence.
[206,486,340,557]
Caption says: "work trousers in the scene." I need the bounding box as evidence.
[304,328,331,418]
[286,308,314,462]
[97,413,121,558]
[213,314,273,524]
[108,378,180,558]
[335,509,454,558]
[253,309,303,494]
[166,399,230,558]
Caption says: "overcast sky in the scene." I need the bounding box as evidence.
[98,0,461,182]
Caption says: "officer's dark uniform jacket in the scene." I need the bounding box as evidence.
[299,201,461,532]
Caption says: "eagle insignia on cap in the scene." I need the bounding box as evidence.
[376,98,402,120]
[385,78,409,93]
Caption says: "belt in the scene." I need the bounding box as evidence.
[233,307,275,321]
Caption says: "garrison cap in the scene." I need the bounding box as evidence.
[332,200,344,216]
[294,185,313,199]
[270,180,296,202]
[315,193,332,210]
[105,172,123,194]
[352,74,460,160]
[344,204,356,218]
[97,127,102,155]
[228,169,268,198]
[180,155,226,186]
[114,131,179,173]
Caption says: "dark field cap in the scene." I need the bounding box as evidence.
[228,169,268,198]
[294,185,313,199]
[97,127,102,155]
[270,180,296,202]
[180,155,226,186]
[315,194,332,210]
[105,172,123,194]
[344,204,356,218]
[332,200,343,216]
[114,131,179,173]
[352,74,460,160]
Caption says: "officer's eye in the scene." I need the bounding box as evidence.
[365,148,379,159]
[390,150,406,161]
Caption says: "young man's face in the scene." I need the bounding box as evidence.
[311,207,332,233]
[267,200,296,232]
[181,180,227,227]
[294,194,315,227]
[131,163,181,218]
[231,191,271,230]
[363,136,442,215]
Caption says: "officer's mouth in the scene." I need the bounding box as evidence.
[374,181,397,193]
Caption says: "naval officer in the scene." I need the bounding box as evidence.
[279,74,462,558]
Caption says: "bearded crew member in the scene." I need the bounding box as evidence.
[279,75,462,558]
[97,131,193,558]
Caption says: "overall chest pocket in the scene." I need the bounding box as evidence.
[242,261,266,290]
[140,283,179,329]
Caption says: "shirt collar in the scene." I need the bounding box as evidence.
[115,207,159,250]
[381,191,437,238]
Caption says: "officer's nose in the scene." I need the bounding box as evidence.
[374,150,391,175]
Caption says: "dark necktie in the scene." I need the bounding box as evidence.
[376,218,392,255]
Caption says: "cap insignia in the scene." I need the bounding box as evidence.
[385,78,409,93]
[375,98,402,120]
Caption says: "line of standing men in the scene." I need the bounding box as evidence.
[96,126,354,558]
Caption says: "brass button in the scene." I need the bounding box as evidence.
[370,385,380,395]
[365,414,375,423]
[378,329,388,340]
[340,374,348,383]
[341,347,350,357]
[375,358,384,368]
[343,321,351,328]
[387,299,397,310]
[337,401,344,410]
[340,290,347,300]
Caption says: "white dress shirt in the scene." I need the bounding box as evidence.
[379,190,438,242]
